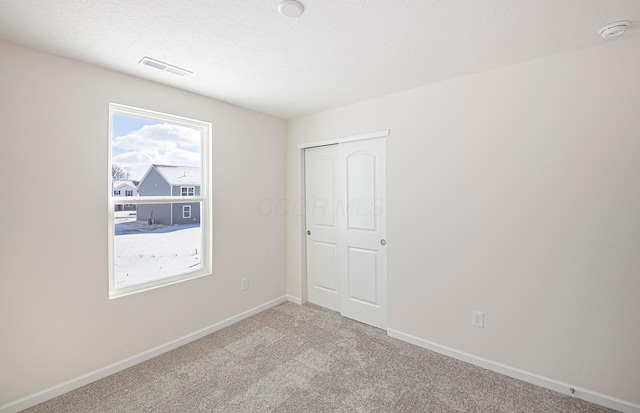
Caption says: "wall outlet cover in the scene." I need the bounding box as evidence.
[472,311,484,328]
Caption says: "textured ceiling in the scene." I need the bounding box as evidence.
[1,0,639,119]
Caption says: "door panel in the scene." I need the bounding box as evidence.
[339,138,387,329]
[346,153,377,232]
[347,247,378,305]
[312,241,337,292]
[313,158,336,228]
[305,145,340,311]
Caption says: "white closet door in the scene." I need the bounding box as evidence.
[338,138,387,329]
[305,138,387,329]
[305,144,340,311]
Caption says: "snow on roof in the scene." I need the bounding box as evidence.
[112,180,138,190]
[153,165,201,186]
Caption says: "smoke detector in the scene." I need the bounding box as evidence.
[598,21,630,40]
[278,0,304,18]
[139,57,192,77]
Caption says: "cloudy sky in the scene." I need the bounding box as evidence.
[111,114,201,181]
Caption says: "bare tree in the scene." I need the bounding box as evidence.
[112,164,130,180]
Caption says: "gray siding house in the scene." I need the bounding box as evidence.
[137,165,201,226]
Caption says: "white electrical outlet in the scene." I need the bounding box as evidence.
[240,278,248,291]
[472,311,484,328]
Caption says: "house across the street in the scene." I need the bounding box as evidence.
[112,179,138,211]
[137,164,201,225]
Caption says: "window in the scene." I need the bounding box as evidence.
[109,103,212,298]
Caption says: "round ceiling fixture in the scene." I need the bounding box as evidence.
[598,21,630,40]
[278,0,304,18]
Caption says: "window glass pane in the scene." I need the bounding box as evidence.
[181,186,195,196]
[113,202,202,289]
[111,113,201,197]
[109,105,210,297]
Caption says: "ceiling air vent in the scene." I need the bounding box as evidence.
[138,56,192,77]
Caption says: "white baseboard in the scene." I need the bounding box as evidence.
[286,295,302,304]
[0,295,289,413]
[387,328,639,413]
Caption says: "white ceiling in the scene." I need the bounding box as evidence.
[1,0,639,119]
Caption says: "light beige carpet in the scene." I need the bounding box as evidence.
[24,302,617,412]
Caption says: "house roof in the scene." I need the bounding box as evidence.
[112,180,138,191]
[153,165,201,186]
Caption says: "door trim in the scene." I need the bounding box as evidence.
[297,129,390,149]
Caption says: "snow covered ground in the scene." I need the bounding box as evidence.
[114,218,201,288]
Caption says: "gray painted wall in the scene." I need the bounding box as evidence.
[171,186,201,224]
[138,168,173,225]
[139,168,171,196]
[172,202,201,225]
[137,203,171,226]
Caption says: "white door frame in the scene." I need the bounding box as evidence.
[298,129,390,305]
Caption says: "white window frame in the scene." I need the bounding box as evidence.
[125,189,133,196]
[114,190,121,195]
[181,186,195,197]
[183,205,191,218]
[108,103,212,299]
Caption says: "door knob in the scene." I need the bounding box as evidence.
[380,239,386,246]
[307,230,311,236]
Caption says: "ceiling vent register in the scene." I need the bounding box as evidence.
[139,56,192,77]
